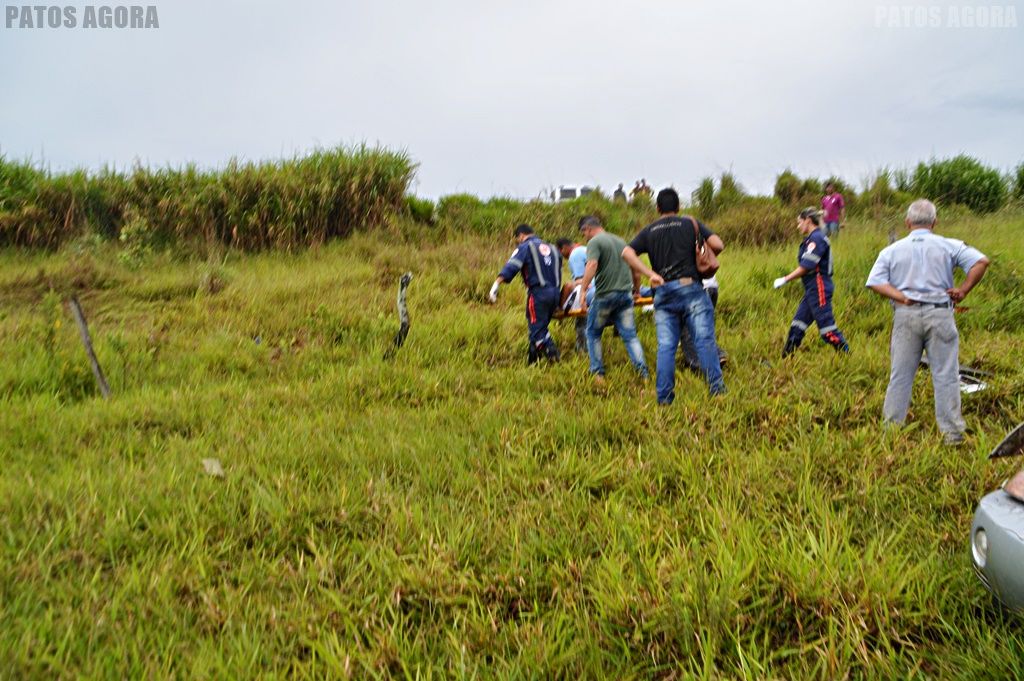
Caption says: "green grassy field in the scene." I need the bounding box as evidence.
[2,211,1023,678]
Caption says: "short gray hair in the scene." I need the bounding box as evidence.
[906,199,937,226]
[578,215,602,231]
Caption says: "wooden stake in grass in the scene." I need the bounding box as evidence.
[384,272,413,360]
[68,295,111,399]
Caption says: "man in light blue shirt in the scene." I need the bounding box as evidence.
[866,199,990,445]
[557,237,596,352]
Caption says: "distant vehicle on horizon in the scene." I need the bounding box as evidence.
[547,185,596,202]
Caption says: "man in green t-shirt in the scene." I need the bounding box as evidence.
[578,215,650,380]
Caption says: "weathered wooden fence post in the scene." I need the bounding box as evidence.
[384,272,413,360]
[68,295,111,399]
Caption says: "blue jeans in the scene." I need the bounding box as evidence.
[586,291,648,377]
[653,281,724,402]
[825,221,840,237]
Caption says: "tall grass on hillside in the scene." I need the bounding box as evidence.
[775,157,1017,219]
[433,190,796,248]
[0,146,415,251]
[1011,161,1024,201]
[774,169,855,212]
[434,193,659,242]
[1,214,1023,677]
[0,161,122,248]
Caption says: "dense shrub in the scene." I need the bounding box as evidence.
[436,194,483,227]
[774,170,801,206]
[404,195,436,225]
[709,197,792,248]
[799,177,823,202]
[717,173,744,211]
[911,155,1007,213]
[775,170,856,213]
[692,177,716,217]
[1013,161,1024,201]
[692,173,744,219]
[863,170,895,211]
[892,167,913,193]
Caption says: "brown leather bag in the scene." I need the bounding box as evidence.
[685,215,719,277]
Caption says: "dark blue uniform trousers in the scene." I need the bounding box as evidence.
[786,275,849,353]
[526,287,560,364]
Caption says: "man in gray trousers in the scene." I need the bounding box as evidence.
[866,199,990,445]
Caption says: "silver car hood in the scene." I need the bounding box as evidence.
[972,490,1024,612]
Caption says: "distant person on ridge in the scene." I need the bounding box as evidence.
[577,216,650,382]
[865,199,989,446]
[630,180,642,201]
[821,182,846,238]
[613,183,628,202]
[622,188,726,401]
[488,224,562,364]
[772,208,850,356]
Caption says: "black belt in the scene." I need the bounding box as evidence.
[909,300,952,309]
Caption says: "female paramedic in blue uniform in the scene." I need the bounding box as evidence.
[772,208,850,357]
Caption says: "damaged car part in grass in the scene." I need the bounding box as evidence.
[971,421,1024,613]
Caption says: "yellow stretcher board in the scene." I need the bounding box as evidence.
[555,296,653,319]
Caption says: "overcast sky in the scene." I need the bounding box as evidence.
[2,0,1022,199]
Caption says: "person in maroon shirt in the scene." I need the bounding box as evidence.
[821,182,846,238]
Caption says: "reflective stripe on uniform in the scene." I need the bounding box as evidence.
[802,252,821,264]
[528,242,546,287]
[791,320,809,331]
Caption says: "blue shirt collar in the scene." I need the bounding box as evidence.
[909,228,932,236]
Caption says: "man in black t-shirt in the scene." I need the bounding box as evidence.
[622,188,726,402]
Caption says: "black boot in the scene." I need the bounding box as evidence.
[527,344,540,366]
[544,341,561,363]
[782,337,800,358]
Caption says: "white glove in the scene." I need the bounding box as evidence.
[773,277,788,289]
[488,281,500,303]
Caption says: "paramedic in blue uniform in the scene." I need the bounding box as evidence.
[773,208,850,356]
[488,224,562,364]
